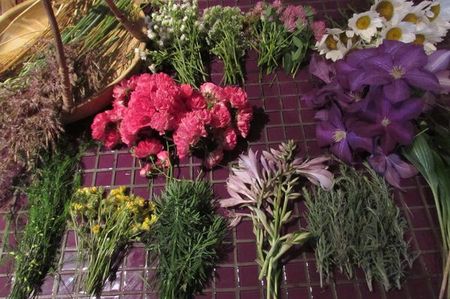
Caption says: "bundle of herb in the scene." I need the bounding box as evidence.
[202,6,248,85]
[69,186,157,296]
[304,163,415,292]
[248,1,321,76]
[9,146,82,299]
[145,0,207,86]
[221,140,333,299]
[143,179,227,299]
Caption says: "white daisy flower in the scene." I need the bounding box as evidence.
[316,29,350,62]
[425,1,450,37]
[401,1,431,28]
[348,11,384,42]
[381,21,416,42]
[371,0,413,24]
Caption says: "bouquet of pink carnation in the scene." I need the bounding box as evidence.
[91,73,253,175]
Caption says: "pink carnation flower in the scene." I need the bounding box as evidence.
[210,103,231,128]
[312,21,326,42]
[181,84,207,110]
[139,163,153,177]
[200,82,226,103]
[174,110,210,159]
[91,110,121,149]
[224,86,248,109]
[272,0,282,9]
[206,147,224,169]
[237,108,253,138]
[222,127,238,151]
[133,139,164,158]
[156,150,171,168]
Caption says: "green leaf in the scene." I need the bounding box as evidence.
[293,36,303,48]
[283,52,293,73]
[292,49,302,61]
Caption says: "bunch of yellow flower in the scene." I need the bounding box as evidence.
[69,186,158,295]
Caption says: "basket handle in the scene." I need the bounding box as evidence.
[42,0,73,112]
[104,0,148,43]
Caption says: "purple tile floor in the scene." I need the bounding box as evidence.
[0,0,445,298]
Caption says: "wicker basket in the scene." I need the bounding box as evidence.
[0,0,146,124]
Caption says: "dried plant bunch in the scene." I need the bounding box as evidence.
[304,163,415,292]
[143,179,228,299]
[221,140,333,299]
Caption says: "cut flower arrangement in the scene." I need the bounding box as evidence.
[317,0,450,61]
[69,186,157,296]
[91,72,253,174]
[248,0,326,76]
[304,40,449,189]
[221,140,333,299]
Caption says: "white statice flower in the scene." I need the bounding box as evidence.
[183,16,189,22]
[149,64,157,73]
[348,11,384,42]
[371,0,413,24]
[180,34,186,41]
[158,40,164,47]
[180,24,186,32]
[147,30,156,40]
[316,29,351,61]
[381,21,416,42]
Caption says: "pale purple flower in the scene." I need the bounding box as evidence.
[368,148,417,189]
[426,49,450,93]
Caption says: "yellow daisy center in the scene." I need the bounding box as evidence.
[325,35,338,50]
[333,130,347,142]
[376,1,394,21]
[429,4,441,21]
[414,34,425,45]
[390,66,405,79]
[386,27,403,40]
[381,117,391,127]
[356,16,372,30]
[403,13,419,24]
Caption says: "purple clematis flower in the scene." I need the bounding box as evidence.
[368,148,417,189]
[355,89,424,153]
[309,54,336,84]
[347,41,440,103]
[426,49,450,94]
[316,104,373,163]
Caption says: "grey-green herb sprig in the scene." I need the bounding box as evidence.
[304,163,415,292]
[221,140,333,299]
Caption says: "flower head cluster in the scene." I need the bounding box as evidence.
[91,73,253,173]
[248,1,324,76]
[304,40,449,188]
[317,0,450,61]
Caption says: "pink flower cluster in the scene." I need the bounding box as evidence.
[91,73,253,175]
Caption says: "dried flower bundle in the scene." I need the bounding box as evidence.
[317,0,450,61]
[248,1,324,76]
[304,163,415,292]
[221,140,333,299]
[69,186,157,296]
[143,179,227,299]
[9,147,81,299]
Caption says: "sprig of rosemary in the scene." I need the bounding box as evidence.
[304,163,415,292]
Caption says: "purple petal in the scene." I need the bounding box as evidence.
[352,122,383,137]
[350,70,391,90]
[368,152,387,174]
[365,54,394,72]
[383,80,410,103]
[316,122,336,147]
[435,70,450,94]
[390,98,424,121]
[298,168,334,190]
[387,122,415,145]
[380,132,399,154]
[389,154,418,178]
[346,47,380,67]
[347,131,373,152]
[309,54,335,83]
[397,46,428,71]
[384,163,402,189]
[405,69,441,92]
[314,109,329,121]
[425,50,450,73]
[331,140,353,163]
[381,40,409,56]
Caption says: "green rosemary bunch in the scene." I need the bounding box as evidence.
[143,179,227,299]
[304,163,415,292]
[9,145,81,299]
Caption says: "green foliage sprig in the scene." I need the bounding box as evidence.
[143,179,227,299]
[203,6,248,85]
[304,163,415,292]
[9,146,82,299]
